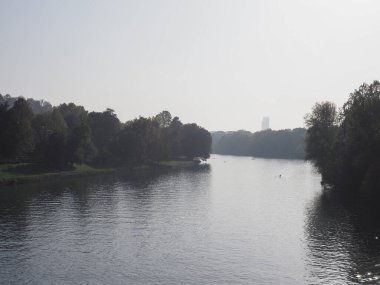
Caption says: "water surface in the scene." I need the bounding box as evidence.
[1,155,380,284]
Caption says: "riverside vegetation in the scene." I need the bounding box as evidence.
[211,128,305,159]
[0,94,211,184]
[305,80,380,198]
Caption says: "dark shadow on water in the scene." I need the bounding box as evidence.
[0,164,212,243]
[0,164,212,284]
[3,163,75,175]
[305,190,380,284]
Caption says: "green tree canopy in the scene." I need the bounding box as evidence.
[180,124,211,159]
[305,81,380,197]
[0,95,212,168]
[153,110,172,128]
[0,98,35,159]
[88,109,121,164]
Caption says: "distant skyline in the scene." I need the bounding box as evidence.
[1,0,380,132]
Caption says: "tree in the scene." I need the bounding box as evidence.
[32,109,68,166]
[44,132,68,169]
[56,103,95,165]
[111,126,145,166]
[67,123,95,164]
[0,94,52,114]
[305,81,380,196]
[26,98,53,114]
[337,81,380,194]
[304,102,338,185]
[57,103,88,129]
[110,117,160,166]
[211,128,306,159]
[0,98,35,159]
[32,109,67,143]
[0,93,213,169]
[180,123,211,159]
[153,110,172,128]
[168,116,183,158]
[88,109,121,165]
[0,102,9,159]
[155,116,184,160]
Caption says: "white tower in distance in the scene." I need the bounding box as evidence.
[261,117,270,130]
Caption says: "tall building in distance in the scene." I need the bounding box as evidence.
[261,116,270,130]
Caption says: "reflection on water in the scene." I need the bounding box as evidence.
[305,192,380,284]
[1,156,380,284]
[0,166,213,285]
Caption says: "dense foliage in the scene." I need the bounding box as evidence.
[305,81,380,197]
[212,128,306,159]
[0,94,52,114]
[0,95,211,168]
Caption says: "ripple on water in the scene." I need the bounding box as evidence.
[0,156,380,284]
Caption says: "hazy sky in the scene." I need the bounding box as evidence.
[1,0,380,131]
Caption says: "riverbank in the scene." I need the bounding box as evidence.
[0,163,115,186]
[0,160,199,186]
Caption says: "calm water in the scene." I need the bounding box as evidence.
[1,155,380,284]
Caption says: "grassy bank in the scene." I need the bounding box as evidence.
[0,160,199,186]
[157,160,196,168]
[118,160,198,173]
[0,163,114,186]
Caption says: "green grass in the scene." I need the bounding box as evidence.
[158,160,195,167]
[0,163,114,186]
[0,159,199,186]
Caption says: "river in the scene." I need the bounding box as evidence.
[1,155,380,284]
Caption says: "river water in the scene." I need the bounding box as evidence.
[1,155,380,284]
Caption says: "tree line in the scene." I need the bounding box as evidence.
[305,80,380,197]
[0,95,211,169]
[211,128,305,159]
[0,94,53,114]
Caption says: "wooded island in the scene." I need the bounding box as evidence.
[0,95,211,184]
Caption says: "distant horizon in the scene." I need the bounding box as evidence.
[1,92,305,133]
[209,126,305,133]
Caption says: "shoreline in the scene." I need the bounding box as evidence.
[0,160,199,187]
